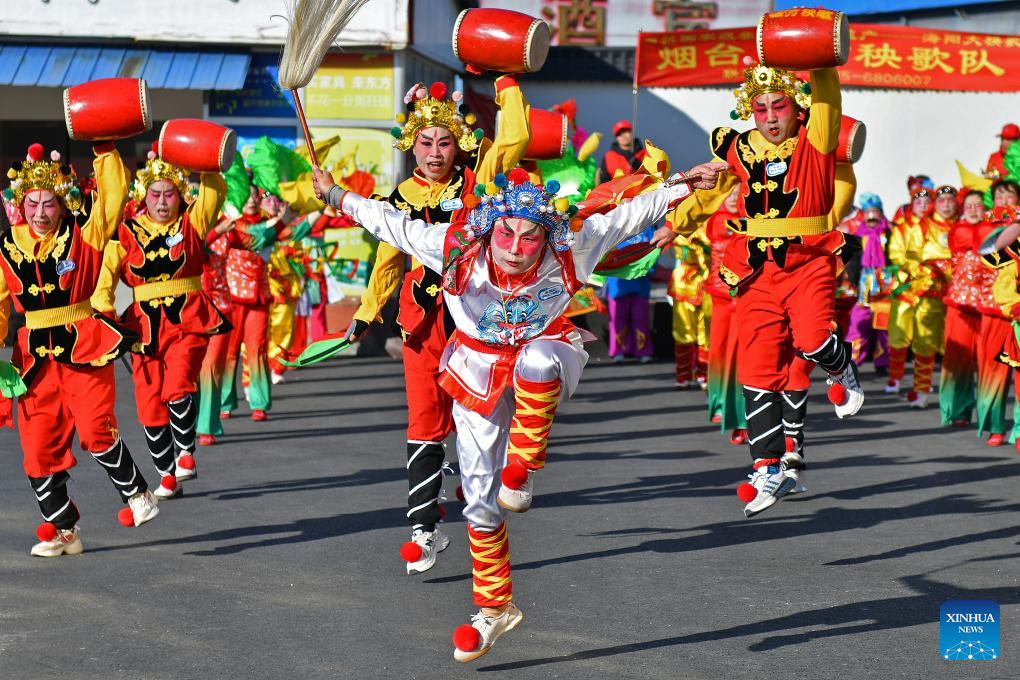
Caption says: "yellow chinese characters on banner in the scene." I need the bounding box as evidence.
[305,53,394,121]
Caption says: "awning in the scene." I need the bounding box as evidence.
[0,44,252,90]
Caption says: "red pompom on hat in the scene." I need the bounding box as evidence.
[160,475,177,492]
[27,143,45,162]
[117,507,135,527]
[507,167,531,185]
[430,82,448,100]
[827,383,847,405]
[501,460,529,490]
[736,482,757,503]
[400,541,423,563]
[36,522,58,542]
[453,624,481,652]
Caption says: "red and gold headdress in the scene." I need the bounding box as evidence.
[4,143,84,214]
[390,81,483,152]
[131,142,190,203]
[731,64,811,121]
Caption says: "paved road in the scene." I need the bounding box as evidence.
[1,350,1017,680]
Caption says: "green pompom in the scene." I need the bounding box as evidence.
[474,184,487,197]
[68,187,81,198]
[473,128,484,140]
[2,188,13,199]
[800,82,812,95]
[729,110,739,120]
[390,126,402,138]
[566,204,579,217]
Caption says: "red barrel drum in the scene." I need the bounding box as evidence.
[452,8,550,73]
[63,78,151,141]
[757,8,850,70]
[524,109,568,160]
[837,116,866,164]
[158,119,237,173]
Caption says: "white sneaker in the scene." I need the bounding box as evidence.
[908,391,929,409]
[153,475,182,500]
[742,463,796,518]
[243,386,250,402]
[271,371,286,385]
[497,471,534,513]
[884,379,901,394]
[404,528,451,575]
[128,490,160,526]
[453,602,525,662]
[829,361,864,418]
[781,451,807,495]
[31,526,84,557]
[175,454,197,482]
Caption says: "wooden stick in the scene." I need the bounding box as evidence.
[291,88,319,171]
[664,174,703,187]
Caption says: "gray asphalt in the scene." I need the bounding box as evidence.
[1,348,1018,680]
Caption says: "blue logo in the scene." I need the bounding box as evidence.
[537,285,563,301]
[55,259,76,275]
[765,161,788,177]
[941,600,999,660]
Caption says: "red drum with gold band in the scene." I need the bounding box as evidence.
[452,8,550,74]
[63,78,151,141]
[757,8,850,70]
[158,119,237,173]
[524,109,568,160]
[837,116,866,164]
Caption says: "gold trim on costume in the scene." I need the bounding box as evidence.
[25,300,93,329]
[133,275,202,302]
[744,215,830,237]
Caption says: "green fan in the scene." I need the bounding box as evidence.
[247,136,312,199]
[278,334,352,368]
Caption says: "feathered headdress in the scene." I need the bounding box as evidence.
[131,142,190,204]
[4,143,84,214]
[731,64,811,121]
[390,82,483,153]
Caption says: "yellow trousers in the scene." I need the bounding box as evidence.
[888,296,945,356]
[267,299,297,372]
[672,296,712,346]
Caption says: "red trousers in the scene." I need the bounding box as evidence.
[405,311,453,442]
[736,253,836,391]
[132,323,209,426]
[227,302,269,364]
[17,361,120,478]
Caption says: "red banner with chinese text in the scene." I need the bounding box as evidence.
[637,23,1020,91]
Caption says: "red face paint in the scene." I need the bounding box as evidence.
[490,219,545,275]
[752,93,798,144]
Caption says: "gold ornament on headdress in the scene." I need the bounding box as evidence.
[731,65,812,121]
[390,81,482,153]
[5,144,84,214]
[131,151,191,204]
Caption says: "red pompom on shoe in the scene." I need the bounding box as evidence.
[117,507,135,527]
[36,522,58,542]
[455,485,465,502]
[906,390,918,402]
[177,454,195,471]
[453,624,481,652]
[508,167,531,185]
[160,475,177,492]
[785,437,797,453]
[27,143,45,162]
[711,413,722,424]
[400,541,423,563]
[501,461,529,490]
[827,383,847,405]
[430,82,448,100]
[736,482,757,503]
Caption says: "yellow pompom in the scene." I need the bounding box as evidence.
[465,113,477,125]
[555,198,570,213]
[395,113,406,124]
[6,168,17,179]
[485,183,499,196]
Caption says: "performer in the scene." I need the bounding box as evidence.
[670,223,711,388]
[843,193,892,375]
[605,232,655,364]
[0,142,159,556]
[195,215,236,446]
[92,147,229,496]
[347,78,529,575]
[986,123,1019,178]
[703,188,747,444]
[315,156,727,662]
[887,187,950,408]
[939,186,982,426]
[665,60,865,518]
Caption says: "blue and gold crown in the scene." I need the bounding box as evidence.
[466,168,579,251]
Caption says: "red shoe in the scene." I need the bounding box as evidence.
[729,428,747,445]
[220,411,231,420]
[950,419,970,428]
[251,410,268,422]
[711,413,722,424]
[987,433,1005,447]
[198,434,217,446]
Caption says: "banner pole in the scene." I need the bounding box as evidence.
[632,30,641,137]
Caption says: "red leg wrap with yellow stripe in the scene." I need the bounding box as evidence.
[508,377,561,472]
[469,522,512,607]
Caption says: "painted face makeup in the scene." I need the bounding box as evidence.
[23,189,62,235]
[962,194,984,224]
[145,180,181,224]
[413,126,457,181]
[490,217,544,276]
[752,93,798,144]
[934,194,958,221]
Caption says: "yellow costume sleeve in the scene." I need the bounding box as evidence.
[667,169,739,237]
[82,145,130,251]
[90,239,127,315]
[830,163,857,229]
[887,224,909,267]
[806,68,841,155]
[992,261,1020,316]
[473,75,531,185]
[187,172,228,239]
[353,241,404,324]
